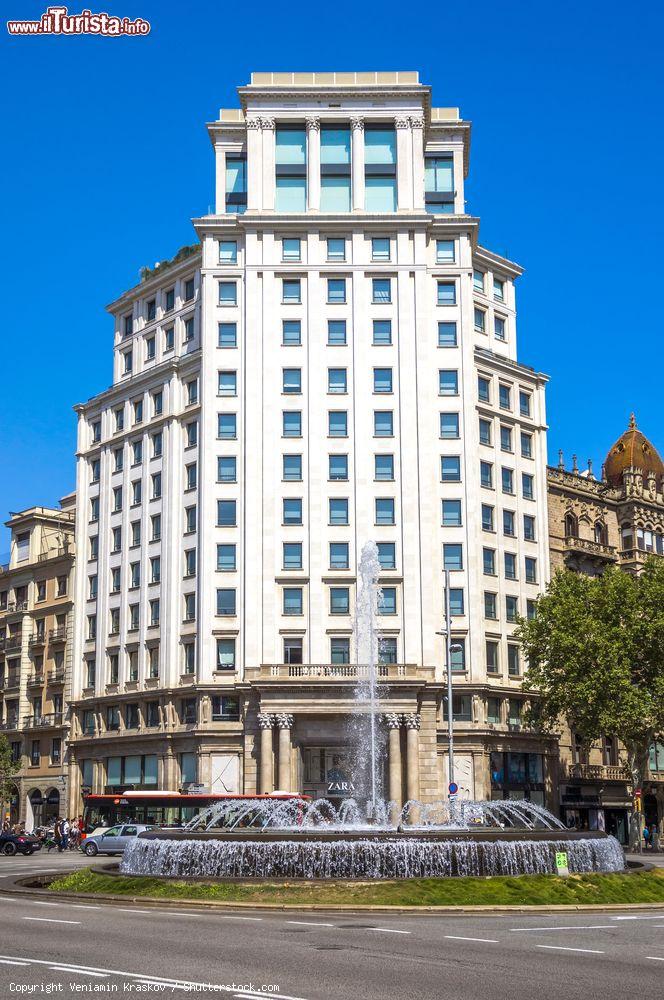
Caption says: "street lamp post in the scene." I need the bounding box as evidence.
[437,569,462,802]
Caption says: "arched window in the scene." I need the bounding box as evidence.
[594,521,607,545]
[564,513,578,538]
[656,533,664,555]
[621,523,633,550]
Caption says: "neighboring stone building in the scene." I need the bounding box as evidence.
[69,71,555,817]
[0,499,75,828]
[547,415,664,842]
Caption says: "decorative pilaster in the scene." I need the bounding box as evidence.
[306,117,320,211]
[351,117,365,210]
[384,713,404,816]
[246,116,262,210]
[403,713,421,818]
[410,117,425,210]
[276,713,294,792]
[261,117,276,211]
[258,713,274,794]
[395,117,412,211]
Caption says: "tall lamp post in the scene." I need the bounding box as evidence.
[437,569,463,804]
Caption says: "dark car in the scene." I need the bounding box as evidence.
[0,831,42,856]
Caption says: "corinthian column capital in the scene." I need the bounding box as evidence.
[275,713,294,730]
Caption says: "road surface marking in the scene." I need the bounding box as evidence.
[30,901,62,907]
[537,945,604,955]
[611,914,664,921]
[510,925,614,932]
[50,967,109,977]
[22,916,81,925]
[444,935,499,944]
[287,920,335,927]
[71,904,102,910]
[0,960,29,966]
[115,908,151,914]
[217,914,263,921]
[370,927,411,934]
[646,956,664,962]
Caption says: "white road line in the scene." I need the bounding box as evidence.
[370,927,411,935]
[510,925,614,932]
[115,908,151,914]
[646,956,664,962]
[50,968,109,977]
[217,914,263,921]
[22,916,81,925]
[537,945,605,955]
[0,960,29,966]
[286,920,335,928]
[29,901,62,907]
[611,914,664,921]
[444,935,499,944]
[71,904,102,910]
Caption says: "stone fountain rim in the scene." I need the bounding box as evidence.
[137,828,612,844]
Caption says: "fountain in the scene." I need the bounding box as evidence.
[121,542,625,881]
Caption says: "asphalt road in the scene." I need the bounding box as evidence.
[0,853,662,1000]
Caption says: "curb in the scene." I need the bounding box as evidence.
[4,873,664,916]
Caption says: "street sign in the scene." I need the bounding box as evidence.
[449,782,458,795]
[555,851,569,876]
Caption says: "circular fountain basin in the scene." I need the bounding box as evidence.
[122,827,625,881]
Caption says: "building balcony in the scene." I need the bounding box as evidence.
[561,762,630,783]
[27,672,45,687]
[618,547,662,567]
[2,636,23,653]
[5,601,28,616]
[23,713,65,730]
[37,546,73,564]
[48,669,65,685]
[564,536,616,561]
[0,673,20,690]
[49,627,67,643]
[0,717,19,732]
[28,633,46,649]
[247,662,432,683]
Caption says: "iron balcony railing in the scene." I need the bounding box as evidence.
[49,626,67,642]
[23,713,64,729]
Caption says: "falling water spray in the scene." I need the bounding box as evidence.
[352,541,384,819]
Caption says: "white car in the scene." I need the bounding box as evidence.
[81,823,155,856]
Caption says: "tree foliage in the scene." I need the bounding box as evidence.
[0,733,20,807]
[516,558,664,795]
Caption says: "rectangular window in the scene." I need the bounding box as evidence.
[217,500,236,526]
[440,413,459,439]
[373,368,393,393]
[508,644,520,677]
[331,638,350,664]
[501,467,514,494]
[217,638,236,670]
[474,307,486,333]
[437,282,456,306]
[328,410,348,437]
[372,278,391,303]
[283,499,303,525]
[487,696,501,722]
[439,370,458,395]
[373,411,393,437]
[504,552,517,580]
[522,473,534,500]
[479,418,492,446]
[486,640,499,674]
[276,128,307,211]
[327,320,347,345]
[525,557,537,584]
[326,238,346,261]
[164,327,174,351]
[442,499,462,526]
[218,281,237,306]
[494,316,506,341]
[443,543,463,571]
[282,411,302,437]
[329,542,349,570]
[217,544,236,572]
[506,595,518,622]
[494,278,505,301]
[364,128,397,211]
[520,432,533,459]
[282,279,301,304]
[500,426,512,452]
[519,391,531,417]
[320,126,351,211]
[473,270,485,293]
[145,336,155,360]
[328,368,347,393]
[436,239,455,262]
[330,587,350,615]
[225,155,247,214]
[184,549,196,577]
[165,288,175,312]
[449,588,464,616]
[218,370,237,396]
[282,454,302,481]
[327,277,346,304]
[478,376,491,403]
[219,240,238,263]
[328,454,348,480]
[480,461,493,488]
[184,317,195,344]
[441,456,461,482]
[282,368,302,394]
[379,587,397,615]
[450,640,466,674]
[425,156,454,213]
[282,238,301,262]
[481,504,494,531]
[377,541,396,569]
[216,588,236,616]
[218,414,237,440]
[218,456,237,483]
[483,548,496,575]
[283,542,302,570]
[373,320,392,345]
[438,321,457,347]
[503,510,515,536]
[283,587,303,616]
[484,591,497,619]
[282,320,301,346]
[375,498,395,525]
[523,514,536,541]
[499,384,511,410]
[374,454,394,480]
[329,498,349,525]
[371,237,390,261]
[218,322,237,348]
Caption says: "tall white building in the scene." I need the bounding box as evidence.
[69,71,554,815]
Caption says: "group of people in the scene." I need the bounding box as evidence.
[643,823,661,852]
[44,816,85,851]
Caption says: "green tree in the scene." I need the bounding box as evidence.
[0,733,20,819]
[516,559,664,843]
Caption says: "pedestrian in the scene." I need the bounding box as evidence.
[54,817,62,852]
[652,825,661,853]
[60,816,70,852]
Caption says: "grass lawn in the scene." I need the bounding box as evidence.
[48,867,664,907]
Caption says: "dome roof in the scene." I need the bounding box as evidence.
[604,414,664,487]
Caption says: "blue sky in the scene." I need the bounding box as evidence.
[1,0,662,548]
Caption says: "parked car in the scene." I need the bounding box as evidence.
[0,831,42,856]
[81,823,155,857]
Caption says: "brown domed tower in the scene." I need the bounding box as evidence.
[604,413,664,492]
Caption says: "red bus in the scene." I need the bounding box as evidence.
[82,791,308,832]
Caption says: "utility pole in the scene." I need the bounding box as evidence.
[437,570,462,802]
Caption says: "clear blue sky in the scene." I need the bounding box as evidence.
[1,0,662,549]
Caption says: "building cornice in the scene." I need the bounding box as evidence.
[73,352,201,416]
[105,250,202,314]
[474,346,549,386]
[194,211,479,236]
[474,245,524,280]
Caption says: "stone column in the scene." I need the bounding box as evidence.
[261,117,276,211]
[395,117,412,211]
[306,117,320,211]
[276,713,294,792]
[404,713,421,823]
[351,118,365,211]
[246,116,262,210]
[214,144,226,214]
[384,713,403,822]
[258,713,274,794]
[410,117,425,210]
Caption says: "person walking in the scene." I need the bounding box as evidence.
[652,824,661,853]
[60,816,70,852]
[53,818,62,852]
